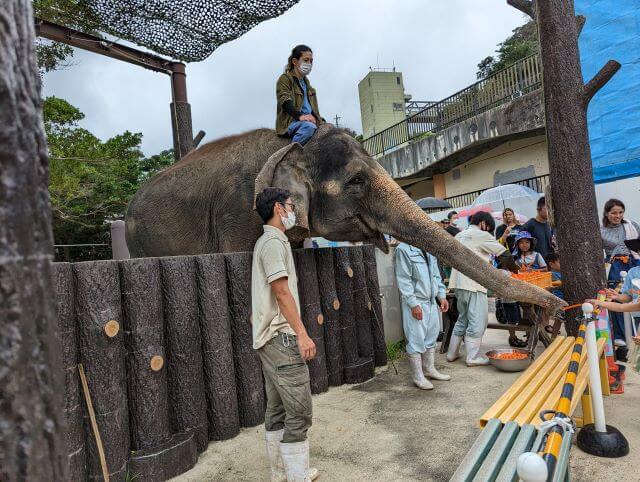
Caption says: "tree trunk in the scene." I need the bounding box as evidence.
[195,254,240,441]
[160,256,209,452]
[53,264,87,480]
[120,258,172,450]
[333,248,359,366]
[350,247,374,359]
[508,0,620,334]
[75,261,130,481]
[363,245,387,367]
[315,248,344,386]
[0,1,69,479]
[224,252,265,428]
[293,249,329,394]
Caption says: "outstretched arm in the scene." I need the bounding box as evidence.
[587,298,640,313]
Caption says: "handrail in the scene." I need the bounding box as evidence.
[442,174,550,209]
[361,53,542,156]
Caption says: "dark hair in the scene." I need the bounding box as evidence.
[545,252,560,264]
[285,44,312,72]
[255,187,291,223]
[537,196,546,210]
[602,198,626,227]
[469,211,495,232]
[447,210,458,220]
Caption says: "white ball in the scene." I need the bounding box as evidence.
[516,452,548,482]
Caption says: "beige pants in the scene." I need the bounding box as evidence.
[257,333,313,443]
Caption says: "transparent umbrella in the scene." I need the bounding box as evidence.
[472,184,542,219]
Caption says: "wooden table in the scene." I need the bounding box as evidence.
[440,293,557,357]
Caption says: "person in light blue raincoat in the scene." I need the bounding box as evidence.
[395,242,452,390]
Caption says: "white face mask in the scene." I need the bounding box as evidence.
[298,61,312,75]
[281,208,296,230]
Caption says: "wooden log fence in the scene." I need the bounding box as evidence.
[51,246,385,480]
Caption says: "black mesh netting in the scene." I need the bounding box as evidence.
[50,0,301,62]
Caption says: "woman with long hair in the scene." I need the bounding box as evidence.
[601,198,640,345]
[275,44,323,145]
[495,207,523,253]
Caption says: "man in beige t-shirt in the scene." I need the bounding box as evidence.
[447,211,506,366]
[252,187,318,482]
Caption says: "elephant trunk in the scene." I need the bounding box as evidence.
[368,173,565,311]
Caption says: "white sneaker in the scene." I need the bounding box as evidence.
[614,339,627,347]
[422,348,451,381]
[409,354,434,389]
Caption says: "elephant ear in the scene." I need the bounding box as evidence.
[254,142,311,242]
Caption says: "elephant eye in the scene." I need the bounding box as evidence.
[347,175,364,186]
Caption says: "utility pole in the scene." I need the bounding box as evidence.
[333,114,341,128]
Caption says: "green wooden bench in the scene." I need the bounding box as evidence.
[449,419,572,482]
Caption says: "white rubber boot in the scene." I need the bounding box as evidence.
[446,334,463,362]
[409,354,434,390]
[465,337,490,366]
[265,429,286,482]
[280,439,319,482]
[422,348,451,381]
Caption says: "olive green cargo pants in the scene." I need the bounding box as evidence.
[257,332,313,443]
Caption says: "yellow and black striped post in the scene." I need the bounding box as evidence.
[540,317,587,478]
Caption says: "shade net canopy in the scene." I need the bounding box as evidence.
[38,0,301,62]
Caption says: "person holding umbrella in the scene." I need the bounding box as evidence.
[495,207,523,253]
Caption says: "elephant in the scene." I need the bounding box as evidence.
[125,124,565,311]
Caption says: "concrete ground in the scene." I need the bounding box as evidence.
[174,326,639,481]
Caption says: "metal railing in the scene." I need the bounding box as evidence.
[443,174,550,209]
[362,54,542,156]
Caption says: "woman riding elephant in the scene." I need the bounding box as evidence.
[276,44,323,145]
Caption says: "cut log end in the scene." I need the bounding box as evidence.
[317,314,324,325]
[150,355,164,372]
[347,267,353,278]
[333,299,340,311]
[104,320,120,338]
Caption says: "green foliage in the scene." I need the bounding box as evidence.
[33,0,101,73]
[386,339,407,361]
[477,20,538,79]
[45,96,172,261]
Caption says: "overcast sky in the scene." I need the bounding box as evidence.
[42,0,527,156]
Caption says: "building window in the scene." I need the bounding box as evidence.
[452,168,461,180]
[396,76,400,85]
[368,78,371,87]
[393,102,403,111]
[371,105,374,113]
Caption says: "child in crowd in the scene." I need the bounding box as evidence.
[512,231,547,271]
[545,252,564,300]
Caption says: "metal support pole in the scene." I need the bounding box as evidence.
[170,62,194,161]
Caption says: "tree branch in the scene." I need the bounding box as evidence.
[583,60,622,105]
[507,0,535,19]
[576,15,586,35]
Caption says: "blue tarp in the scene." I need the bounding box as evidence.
[576,0,640,183]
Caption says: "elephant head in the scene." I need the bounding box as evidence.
[254,124,565,311]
